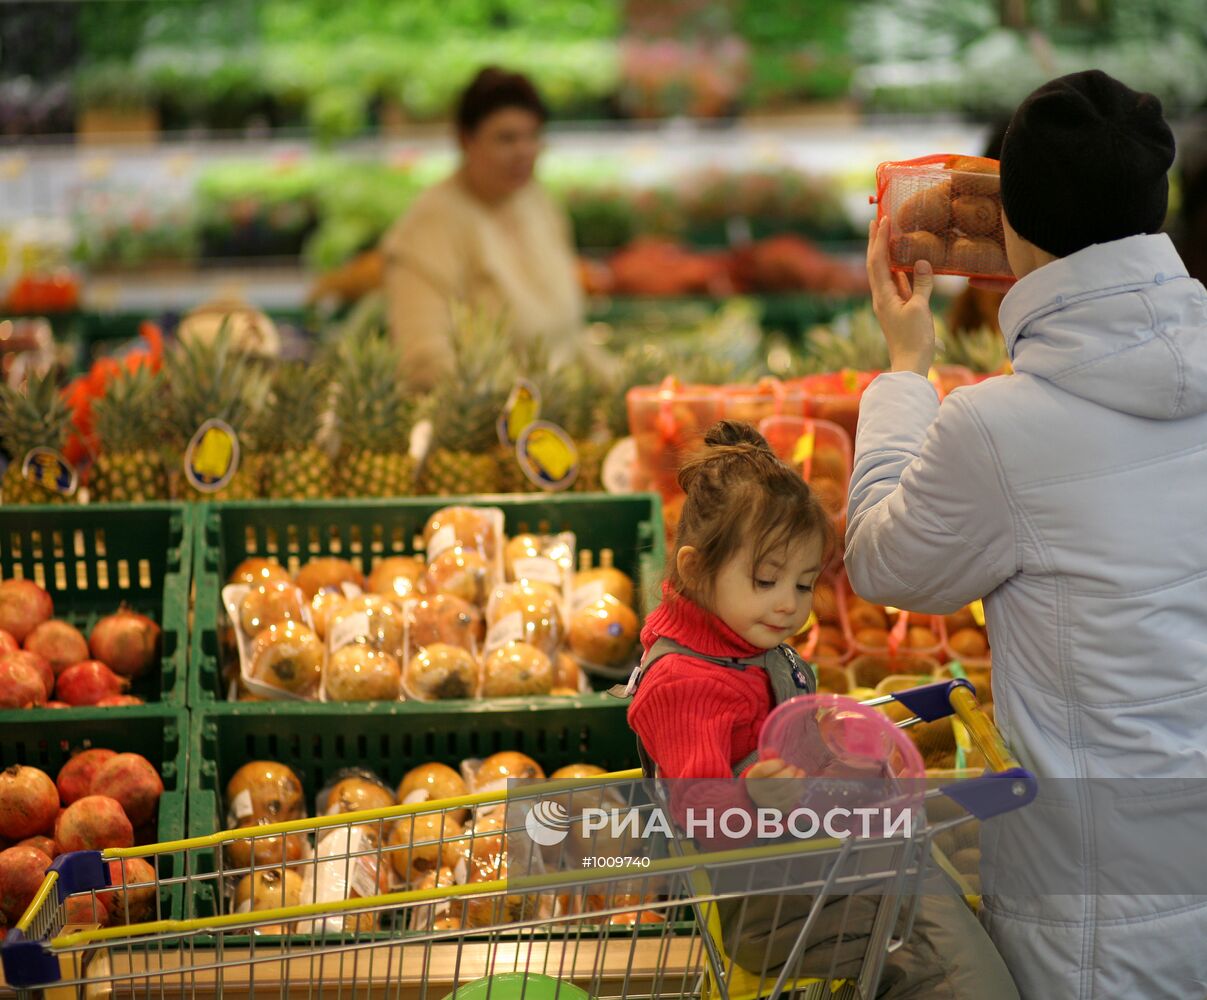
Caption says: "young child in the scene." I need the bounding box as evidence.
[627,420,1017,999]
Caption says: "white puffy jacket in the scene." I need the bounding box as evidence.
[845,234,1207,999]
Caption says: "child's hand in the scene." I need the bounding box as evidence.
[745,758,806,813]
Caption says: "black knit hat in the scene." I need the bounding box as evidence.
[1000,70,1176,258]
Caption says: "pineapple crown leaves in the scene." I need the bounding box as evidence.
[0,367,72,456]
[539,361,604,441]
[255,361,332,453]
[332,329,415,454]
[91,364,165,453]
[796,307,891,376]
[425,305,519,453]
[163,324,271,448]
[937,323,1008,374]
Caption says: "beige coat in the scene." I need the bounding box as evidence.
[380,176,583,391]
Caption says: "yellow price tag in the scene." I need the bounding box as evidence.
[527,428,573,481]
[970,600,986,627]
[796,611,817,637]
[506,387,539,443]
[195,428,233,479]
[792,430,815,466]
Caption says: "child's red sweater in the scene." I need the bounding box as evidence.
[628,587,775,835]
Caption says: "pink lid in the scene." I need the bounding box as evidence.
[758,694,925,836]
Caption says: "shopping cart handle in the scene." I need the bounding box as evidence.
[940,767,1038,820]
[50,850,109,901]
[890,679,975,722]
[2,929,61,989]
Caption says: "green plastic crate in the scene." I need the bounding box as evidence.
[0,503,191,712]
[0,706,189,921]
[186,697,639,921]
[189,494,665,706]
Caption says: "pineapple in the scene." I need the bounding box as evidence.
[797,308,892,376]
[938,322,1010,375]
[333,332,415,497]
[163,326,269,501]
[419,308,515,497]
[90,366,169,502]
[0,369,75,504]
[257,362,334,500]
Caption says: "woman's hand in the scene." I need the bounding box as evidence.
[745,758,806,813]
[866,218,936,377]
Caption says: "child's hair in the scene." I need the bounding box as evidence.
[667,420,837,598]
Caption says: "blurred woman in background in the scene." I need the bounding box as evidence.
[380,67,583,390]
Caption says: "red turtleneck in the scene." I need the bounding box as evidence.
[628,587,775,839]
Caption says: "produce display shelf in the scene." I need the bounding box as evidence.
[188,494,665,706]
[186,696,638,922]
[0,502,191,713]
[0,706,190,921]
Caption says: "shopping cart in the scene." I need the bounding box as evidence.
[1,679,1035,1000]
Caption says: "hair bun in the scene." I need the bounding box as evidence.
[704,419,773,453]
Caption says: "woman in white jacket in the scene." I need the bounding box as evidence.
[848,70,1207,999]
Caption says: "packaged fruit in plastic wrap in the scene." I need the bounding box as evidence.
[720,378,809,427]
[787,370,879,443]
[503,532,575,592]
[321,594,405,702]
[943,601,991,666]
[574,549,636,612]
[222,582,322,700]
[421,507,506,605]
[223,761,311,879]
[874,155,1014,282]
[485,582,565,661]
[627,378,723,498]
[758,414,852,527]
[568,592,640,679]
[843,581,943,663]
[365,556,427,602]
[401,591,482,701]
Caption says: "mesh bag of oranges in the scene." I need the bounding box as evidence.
[874,155,1013,282]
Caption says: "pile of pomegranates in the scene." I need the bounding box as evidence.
[0,579,162,710]
[0,750,163,929]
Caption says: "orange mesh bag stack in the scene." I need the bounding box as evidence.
[874,155,1013,282]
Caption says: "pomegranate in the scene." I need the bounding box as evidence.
[1,650,53,700]
[0,845,52,922]
[15,835,58,858]
[24,620,88,676]
[55,661,129,706]
[88,610,161,679]
[0,656,48,708]
[89,754,163,827]
[0,580,53,644]
[0,766,59,840]
[57,748,117,806]
[99,857,157,925]
[0,629,17,655]
[56,796,134,852]
[63,893,109,926]
[96,695,145,706]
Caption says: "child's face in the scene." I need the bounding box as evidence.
[709,534,825,650]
